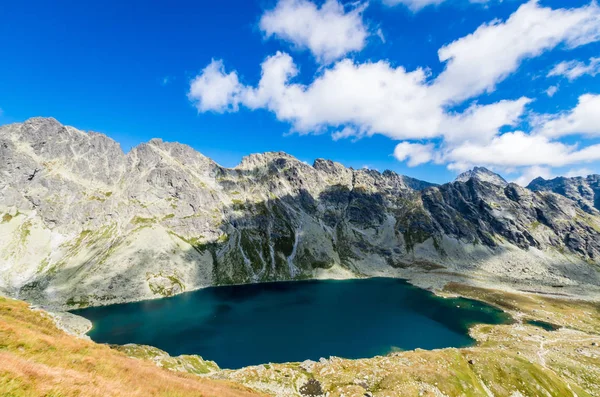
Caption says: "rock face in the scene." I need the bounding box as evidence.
[455,166,508,186]
[1,118,600,308]
[528,175,600,214]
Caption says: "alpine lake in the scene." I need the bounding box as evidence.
[72,278,512,369]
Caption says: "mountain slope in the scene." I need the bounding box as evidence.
[1,118,600,308]
[528,175,600,214]
[0,296,263,397]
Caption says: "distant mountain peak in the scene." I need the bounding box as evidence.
[455,167,507,186]
[527,174,600,213]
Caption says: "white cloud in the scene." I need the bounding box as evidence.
[382,0,491,12]
[241,53,442,139]
[565,167,594,178]
[332,126,359,141]
[260,0,369,64]
[189,1,600,176]
[433,0,600,103]
[445,132,571,168]
[189,52,530,141]
[513,166,554,186]
[443,131,600,170]
[190,1,600,137]
[188,60,243,113]
[376,28,386,43]
[548,57,600,81]
[382,0,445,12]
[362,164,380,171]
[393,142,436,166]
[442,98,531,144]
[546,85,559,97]
[535,94,600,138]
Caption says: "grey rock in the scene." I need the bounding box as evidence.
[528,175,600,214]
[455,167,508,186]
[0,118,599,309]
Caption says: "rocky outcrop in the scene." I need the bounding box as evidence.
[528,175,600,214]
[1,118,600,308]
[455,166,508,186]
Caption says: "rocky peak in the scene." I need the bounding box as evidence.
[236,151,302,171]
[528,174,600,213]
[455,167,507,186]
[312,158,344,172]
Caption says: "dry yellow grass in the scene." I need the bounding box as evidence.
[0,296,265,397]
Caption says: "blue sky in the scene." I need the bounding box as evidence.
[1,0,599,184]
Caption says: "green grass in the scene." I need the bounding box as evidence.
[131,216,156,225]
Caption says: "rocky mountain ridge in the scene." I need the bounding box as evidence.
[455,166,508,186]
[1,117,600,308]
[528,174,600,214]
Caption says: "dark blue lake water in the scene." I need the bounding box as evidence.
[73,278,511,369]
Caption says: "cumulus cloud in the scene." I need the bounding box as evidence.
[433,0,600,102]
[188,60,242,113]
[443,131,598,169]
[565,167,594,178]
[393,142,436,166]
[535,94,600,138]
[188,52,531,141]
[441,131,600,176]
[190,1,600,136]
[189,1,600,179]
[547,57,600,81]
[260,0,369,63]
[201,51,535,145]
[513,166,554,187]
[441,98,532,144]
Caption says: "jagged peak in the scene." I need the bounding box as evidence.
[455,167,507,186]
[234,151,309,171]
[23,116,61,126]
[528,174,600,189]
[312,158,349,173]
[6,117,124,159]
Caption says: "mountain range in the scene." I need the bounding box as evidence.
[1,117,599,309]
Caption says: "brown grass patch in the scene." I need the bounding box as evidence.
[0,296,265,397]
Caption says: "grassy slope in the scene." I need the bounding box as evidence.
[0,296,264,397]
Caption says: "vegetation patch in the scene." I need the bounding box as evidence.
[131,216,156,226]
[18,220,32,244]
[65,296,90,308]
[299,379,323,396]
[147,272,185,297]
[231,199,246,210]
